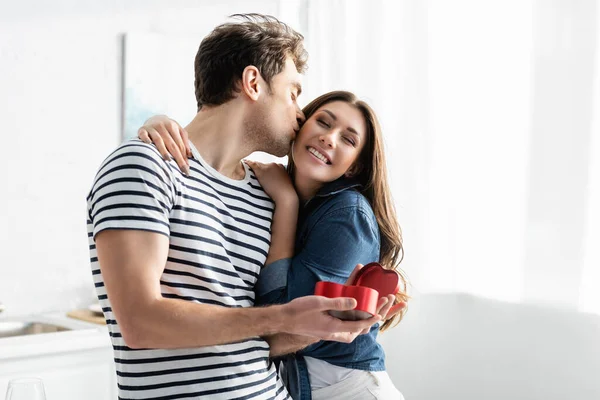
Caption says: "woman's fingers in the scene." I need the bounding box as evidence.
[345,264,364,286]
[387,302,407,318]
[377,295,395,319]
[155,124,189,175]
[177,124,192,158]
[164,120,186,160]
[147,128,169,160]
[138,128,151,144]
[245,160,265,176]
[375,297,389,314]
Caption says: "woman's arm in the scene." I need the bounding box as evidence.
[257,194,381,306]
[245,161,299,266]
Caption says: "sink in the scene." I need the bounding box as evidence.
[0,321,71,338]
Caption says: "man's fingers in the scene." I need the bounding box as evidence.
[327,313,381,342]
[320,297,357,312]
[363,314,383,327]
[332,313,381,335]
[328,332,358,344]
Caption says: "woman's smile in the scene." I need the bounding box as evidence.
[292,101,367,186]
[307,146,332,165]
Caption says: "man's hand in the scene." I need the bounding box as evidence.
[138,115,191,175]
[280,296,382,343]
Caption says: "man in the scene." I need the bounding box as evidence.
[87,14,382,399]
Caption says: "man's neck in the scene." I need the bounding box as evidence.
[184,102,253,180]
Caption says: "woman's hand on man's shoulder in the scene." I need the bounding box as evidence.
[245,160,298,205]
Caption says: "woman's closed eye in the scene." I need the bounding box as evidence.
[343,136,356,146]
[317,119,330,128]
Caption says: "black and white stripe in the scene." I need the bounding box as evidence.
[87,140,289,399]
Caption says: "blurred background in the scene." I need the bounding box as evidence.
[1,0,599,399]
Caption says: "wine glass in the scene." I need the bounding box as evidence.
[4,378,46,400]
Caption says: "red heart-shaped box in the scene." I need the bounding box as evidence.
[314,262,401,320]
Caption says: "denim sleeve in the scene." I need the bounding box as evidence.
[296,206,380,283]
[255,204,381,306]
[255,258,292,305]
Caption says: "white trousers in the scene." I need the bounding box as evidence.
[311,369,405,400]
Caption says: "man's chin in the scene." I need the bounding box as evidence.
[266,142,292,158]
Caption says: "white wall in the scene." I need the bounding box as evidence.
[0,0,280,317]
[380,292,600,400]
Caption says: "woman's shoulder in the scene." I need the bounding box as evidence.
[315,189,376,226]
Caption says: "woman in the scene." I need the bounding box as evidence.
[139,91,409,399]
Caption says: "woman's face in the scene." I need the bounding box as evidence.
[292,101,368,184]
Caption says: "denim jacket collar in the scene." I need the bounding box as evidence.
[316,177,362,197]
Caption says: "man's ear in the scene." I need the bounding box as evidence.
[241,65,263,101]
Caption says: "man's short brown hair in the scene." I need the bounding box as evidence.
[194,14,308,110]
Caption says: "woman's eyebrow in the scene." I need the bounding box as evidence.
[321,109,359,136]
[322,109,337,120]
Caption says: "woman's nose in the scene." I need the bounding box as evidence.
[320,133,335,148]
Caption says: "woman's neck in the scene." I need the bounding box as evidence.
[293,171,324,204]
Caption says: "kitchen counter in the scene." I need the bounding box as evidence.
[0,311,110,360]
[0,312,116,399]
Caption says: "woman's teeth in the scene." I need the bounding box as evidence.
[309,147,330,164]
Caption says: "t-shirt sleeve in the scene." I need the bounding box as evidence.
[86,141,176,239]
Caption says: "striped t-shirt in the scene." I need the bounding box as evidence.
[87,140,290,400]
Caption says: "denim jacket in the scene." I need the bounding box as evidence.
[255,177,386,400]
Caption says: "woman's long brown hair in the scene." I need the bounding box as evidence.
[288,91,409,332]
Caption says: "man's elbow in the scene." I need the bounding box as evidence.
[120,327,148,349]
[116,311,155,349]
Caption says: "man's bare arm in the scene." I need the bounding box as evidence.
[96,229,382,349]
[265,333,319,358]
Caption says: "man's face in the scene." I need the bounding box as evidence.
[252,57,304,157]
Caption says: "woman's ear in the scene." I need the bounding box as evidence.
[345,162,362,178]
[240,65,262,101]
